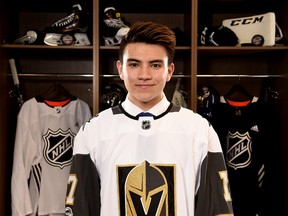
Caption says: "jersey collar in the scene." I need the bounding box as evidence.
[121,95,170,117]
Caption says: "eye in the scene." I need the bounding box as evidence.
[151,63,162,68]
[128,63,139,68]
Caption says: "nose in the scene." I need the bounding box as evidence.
[137,65,152,80]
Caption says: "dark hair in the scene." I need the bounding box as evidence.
[119,21,176,64]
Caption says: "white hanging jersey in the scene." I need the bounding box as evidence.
[11,96,92,216]
[65,98,234,216]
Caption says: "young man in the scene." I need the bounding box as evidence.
[65,21,234,216]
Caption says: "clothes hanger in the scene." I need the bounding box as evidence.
[41,82,73,102]
[224,76,253,102]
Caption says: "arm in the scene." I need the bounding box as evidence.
[195,125,234,216]
[65,123,101,216]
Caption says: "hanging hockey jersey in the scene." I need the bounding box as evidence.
[65,97,233,216]
[11,96,91,216]
[213,96,268,216]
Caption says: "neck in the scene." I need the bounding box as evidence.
[128,93,164,111]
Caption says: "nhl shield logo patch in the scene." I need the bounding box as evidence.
[226,131,252,170]
[141,120,151,130]
[43,128,75,169]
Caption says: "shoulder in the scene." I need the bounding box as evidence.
[75,98,90,107]
[178,106,209,123]
[21,97,38,108]
[18,97,39,118]
[164,105,212,132]
[79,107,117,130]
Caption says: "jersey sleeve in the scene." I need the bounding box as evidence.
[11,108,37,216]
[76,99,92,126]
[195,124,234,216]
[65,154,100,216]
[65,121,100,216]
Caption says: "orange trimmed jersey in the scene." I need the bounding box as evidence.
[11,96,91,216]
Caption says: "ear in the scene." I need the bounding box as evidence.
[166,63,175,82]
[116,60,124,80]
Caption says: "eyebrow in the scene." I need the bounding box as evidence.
[127,58,164,64]
[127,58,140,62]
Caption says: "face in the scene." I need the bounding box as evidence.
[117,43,174,111]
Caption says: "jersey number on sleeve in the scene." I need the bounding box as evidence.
[66,174,78,205]
[219,170,232,202]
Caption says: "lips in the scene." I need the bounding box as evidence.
[136,83,154,89]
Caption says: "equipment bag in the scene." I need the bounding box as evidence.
[222,12,282,46]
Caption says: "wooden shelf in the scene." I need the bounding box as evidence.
[198,45,288,55]
[0,44,93,49]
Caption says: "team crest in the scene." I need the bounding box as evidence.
[117,161,176,216]
[226,131,252,170]
[43,128,75,169]
[142,120,151,130]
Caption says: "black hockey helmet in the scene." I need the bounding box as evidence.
[100,83,127,110]
[200,25,239,46]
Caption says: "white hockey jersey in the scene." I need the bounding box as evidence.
[65,97,234,216]
[11,96,91,216]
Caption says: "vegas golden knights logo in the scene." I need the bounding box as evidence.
[117,161,176,216]
[43,128,75,169]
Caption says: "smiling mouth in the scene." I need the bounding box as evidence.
[137,84,153,89]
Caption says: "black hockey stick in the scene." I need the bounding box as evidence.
[9,59,24,108]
